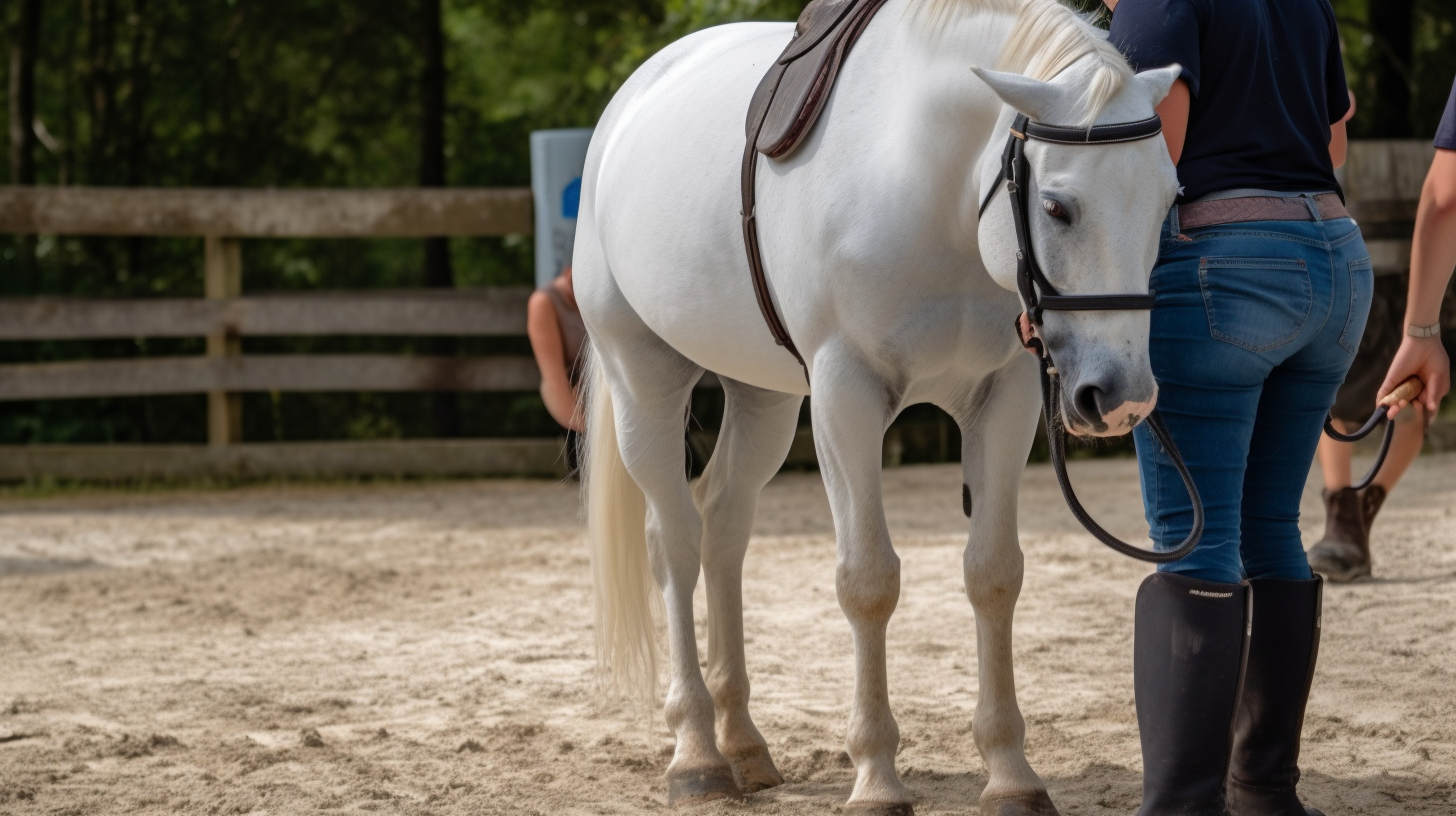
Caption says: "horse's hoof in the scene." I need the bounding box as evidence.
[844,803,916,816]
[667,765,743,806]
[981,790,1060,816]
[728,751,784,793]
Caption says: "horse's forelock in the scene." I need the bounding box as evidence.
[923,0,1133,127]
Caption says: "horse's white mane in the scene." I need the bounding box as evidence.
[924,0,1133,126]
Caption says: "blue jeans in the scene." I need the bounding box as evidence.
[1133,206,1373,584]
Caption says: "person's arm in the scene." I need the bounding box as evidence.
[1328,92,1355,169]
[1328,120,1348,170]
[1156,79,1191,165]
[1377,148,1456,419]
[527,291,585,431]
[1106,0,1201,166]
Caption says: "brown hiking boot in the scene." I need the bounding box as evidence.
[1360,484,1388,539]
[1307,487,1373,582]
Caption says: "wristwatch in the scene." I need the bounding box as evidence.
[1408,323,1441,339]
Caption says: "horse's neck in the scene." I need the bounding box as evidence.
[847,3,1022,257]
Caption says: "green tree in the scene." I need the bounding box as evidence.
[0,0,1452,447]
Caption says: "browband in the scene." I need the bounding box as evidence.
[1023,115,1163,145]
[978,114,1164,217]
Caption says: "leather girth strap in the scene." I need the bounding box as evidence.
[742,0,890,377]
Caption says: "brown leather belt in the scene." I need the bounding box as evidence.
[1177,193,1349,231]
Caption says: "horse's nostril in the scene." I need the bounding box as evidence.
[1075,384,1106,423]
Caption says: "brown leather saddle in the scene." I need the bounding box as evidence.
[741,0,890,376]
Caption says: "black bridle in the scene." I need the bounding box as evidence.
[980,113,1204,564]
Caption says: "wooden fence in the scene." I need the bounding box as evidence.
[0,186,564,480]
[0,140,1443,481]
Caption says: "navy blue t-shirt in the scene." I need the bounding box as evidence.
[1110,0,1350,203]
[1437,77,1456,150]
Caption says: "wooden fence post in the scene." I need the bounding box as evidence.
[205,235,242,446]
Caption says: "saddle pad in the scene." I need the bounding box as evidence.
[747,0,890,159]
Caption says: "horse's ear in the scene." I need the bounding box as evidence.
[971,66,1062,123]
[1134,65,1183,108]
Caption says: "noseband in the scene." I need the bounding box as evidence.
[981,113,1205,564]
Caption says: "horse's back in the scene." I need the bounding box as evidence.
[579,22,813,395]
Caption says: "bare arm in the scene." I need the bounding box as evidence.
[527,291,585,432]
[1156,79,1191,165]
[1328,120,1347,169]
[1328,91,1355,169]
[1377,148,1456,418]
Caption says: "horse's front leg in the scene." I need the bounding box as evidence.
[952,362,1060,816]
[812,352,914,816]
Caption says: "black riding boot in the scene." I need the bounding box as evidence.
[1227,577,1324,816]
[1135,572,1251,816]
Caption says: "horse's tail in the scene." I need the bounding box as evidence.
[582,347,660,705]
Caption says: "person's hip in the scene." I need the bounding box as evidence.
[1150,210,1371,371]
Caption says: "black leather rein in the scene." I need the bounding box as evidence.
[981,113,1205,564]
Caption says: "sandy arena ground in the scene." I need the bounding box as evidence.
[1,452,1453,815]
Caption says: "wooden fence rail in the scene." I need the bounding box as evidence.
[0,186,553,478]
[0,289,530,339]
[0,139,1439,480]
[0,355,542,401]
[0,186,534,237]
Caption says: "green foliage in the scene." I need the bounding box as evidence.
[1332,0,1456,137]
[0,0,1453,446]
[0,0,802,444]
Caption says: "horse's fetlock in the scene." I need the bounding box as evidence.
[971,709,1026,754]
[846,716,900,762]
[664,687,714,735]
[705,669,748,710]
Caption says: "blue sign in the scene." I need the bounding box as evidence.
[530,129,593,287]
[561,176,582,220]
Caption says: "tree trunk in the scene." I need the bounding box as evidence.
[1365,0,1414,138]
[420,0,459,437]
[124,0,153,287]
[8,0,41,291]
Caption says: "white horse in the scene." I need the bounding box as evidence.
[576,0,1180,813]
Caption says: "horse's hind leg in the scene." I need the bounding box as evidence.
[596,330,741,806]
[950,362,1061,816]
[695,379,803,792]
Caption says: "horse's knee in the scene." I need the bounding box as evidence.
[962,538,1023,610]
[836,548,901,625]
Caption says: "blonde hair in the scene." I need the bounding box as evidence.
[924,0,1133,126]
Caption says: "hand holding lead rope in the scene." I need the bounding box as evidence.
[1322,375,1424,491]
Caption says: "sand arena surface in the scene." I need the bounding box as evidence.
[0,454,1453,815]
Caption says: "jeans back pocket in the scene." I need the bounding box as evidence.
[1199,256,1313,353]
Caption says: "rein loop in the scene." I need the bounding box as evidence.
[1321,376,1425,491]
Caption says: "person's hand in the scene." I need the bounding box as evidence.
[1377,334,1449,422]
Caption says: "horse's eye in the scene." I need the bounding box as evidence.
[1042,199,1070,222]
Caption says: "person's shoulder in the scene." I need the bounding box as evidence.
[1114,0,1202,15]
[528,288,558,323]
[1309,0,1339,33]
[1111,0,1207,32]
